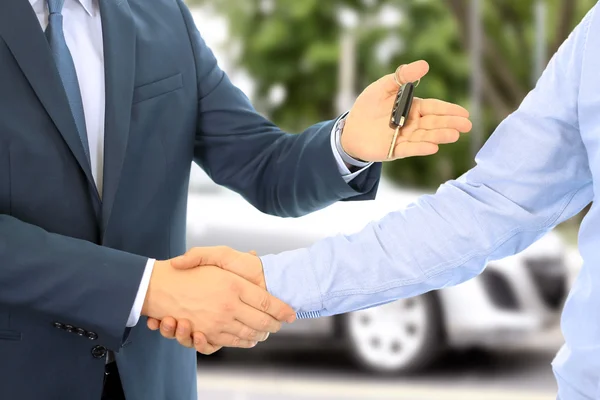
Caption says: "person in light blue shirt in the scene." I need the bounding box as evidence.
[152,4,600,399]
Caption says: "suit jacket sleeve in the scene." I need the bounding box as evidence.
[176,1,382,218]
[0,214,147,351]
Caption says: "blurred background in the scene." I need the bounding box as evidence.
[183,0,596,399]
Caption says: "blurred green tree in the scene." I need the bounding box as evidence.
[189,0,595,189]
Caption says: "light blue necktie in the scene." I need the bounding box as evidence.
[45,0,91,164]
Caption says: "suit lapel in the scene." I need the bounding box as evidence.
[0,0,98,200]
[99,0,136,234]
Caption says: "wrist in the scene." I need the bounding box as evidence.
[336,117,368,164]
[141,260,168,318]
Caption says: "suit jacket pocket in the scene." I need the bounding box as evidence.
[0,330,21,341]
[133,73,183,104]
[0,305,18,341]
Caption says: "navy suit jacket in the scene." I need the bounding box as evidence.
[0,0,381,398]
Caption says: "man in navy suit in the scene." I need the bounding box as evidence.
[0,0,470,398]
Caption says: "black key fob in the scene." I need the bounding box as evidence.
[390,82,415,128]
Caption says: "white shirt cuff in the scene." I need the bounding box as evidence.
[126,258,155,327]
[330,113,373,183]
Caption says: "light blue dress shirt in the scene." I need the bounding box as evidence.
[262,5,600,399]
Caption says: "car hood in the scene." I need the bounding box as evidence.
[187,179,426,238]
[187,174,566,260]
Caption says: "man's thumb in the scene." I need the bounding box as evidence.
[170,246,233,270]
[382,60,429,94]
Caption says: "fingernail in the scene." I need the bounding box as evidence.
[251,341,258,347]
[194,338,202,346]
[287,315,296,323]
[177,327,185,335]
[163,325,173,332]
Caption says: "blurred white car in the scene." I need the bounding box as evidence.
[186,164,568,374]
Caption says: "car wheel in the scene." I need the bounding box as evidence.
[342,293,444,374]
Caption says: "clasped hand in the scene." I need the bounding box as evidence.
[142,249,294,355]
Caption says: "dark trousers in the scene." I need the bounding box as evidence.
[101,362,126,400]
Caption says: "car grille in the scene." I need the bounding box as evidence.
[525,257,567,310]
[480,268,520,311]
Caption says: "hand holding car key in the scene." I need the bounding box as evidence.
[378,63,472,160]
[332,60,473,162]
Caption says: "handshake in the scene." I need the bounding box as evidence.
[142,247,294,355]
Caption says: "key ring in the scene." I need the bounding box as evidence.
[394,65,420,88]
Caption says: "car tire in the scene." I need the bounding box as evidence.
[341,292,445,375]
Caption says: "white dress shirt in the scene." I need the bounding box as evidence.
[29,0,370,328]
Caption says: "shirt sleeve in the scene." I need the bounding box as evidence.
[330,112,373,183]
[126,258,155,327]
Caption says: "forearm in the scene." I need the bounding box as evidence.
[262,174,592,318]
[193,82,382,217]
[176,0,381,218]
[0,214,147,350]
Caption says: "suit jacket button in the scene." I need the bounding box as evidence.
[53,322,63,329]
[64,325,74,333]
[75,328,86,336]
[91,345,107,359]
[87,332,98,341]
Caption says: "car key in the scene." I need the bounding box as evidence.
[387,81,415,159]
